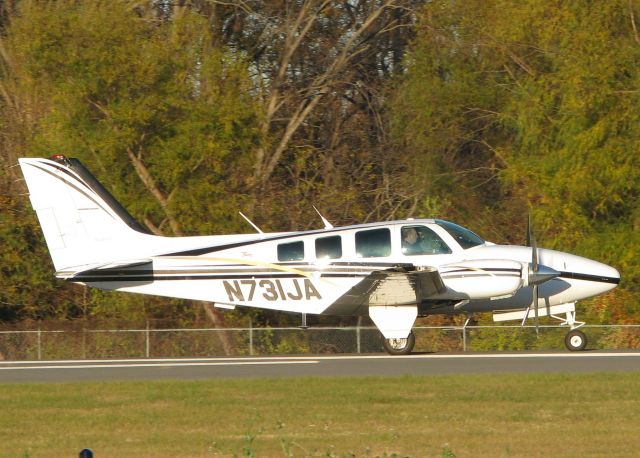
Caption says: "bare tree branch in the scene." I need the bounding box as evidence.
[630,0,640,46]
[253,0,398,186]
[125,146,184,236]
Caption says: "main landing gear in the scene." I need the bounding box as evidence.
[382,331,416,355]
[565,329,587,351]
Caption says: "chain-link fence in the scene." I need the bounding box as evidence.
[0,324,639,360]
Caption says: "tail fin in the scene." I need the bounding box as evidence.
[19,156,151,272]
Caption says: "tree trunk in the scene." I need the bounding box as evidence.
[201,302,234,356]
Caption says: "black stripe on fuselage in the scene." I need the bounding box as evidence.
[559,271,620,285]
[66,262,413,283]
[71,272,369,282]
[69,269,620,288]
[440,273,521,280]
[440,268,522,275]
[68,263,397,277]
[328,261,414,268]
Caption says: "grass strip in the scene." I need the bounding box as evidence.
[1,372,640,457]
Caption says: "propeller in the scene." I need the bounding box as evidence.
[525,215,560,334]
[527,215,540,333]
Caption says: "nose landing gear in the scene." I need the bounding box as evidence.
[495,301,589,351]
[551,302,588,351]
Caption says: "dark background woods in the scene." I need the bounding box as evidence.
[0,1,637,337]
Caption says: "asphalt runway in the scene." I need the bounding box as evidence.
[1,351,639,383]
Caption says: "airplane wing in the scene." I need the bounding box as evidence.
[323,266,446,316]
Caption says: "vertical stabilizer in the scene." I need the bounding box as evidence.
[18,156,151,272]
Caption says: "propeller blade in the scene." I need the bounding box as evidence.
[533,284,539,335]
[529,214,538,334]
[531,240,538,275]
[527,213,538,272]
[524,213,555,335]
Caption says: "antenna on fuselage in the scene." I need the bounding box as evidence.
[312,205,334,229]
[239,211,263,234]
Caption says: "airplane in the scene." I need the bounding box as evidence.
[18,155,620,355]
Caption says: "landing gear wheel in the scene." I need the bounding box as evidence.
[565,329,587,351]
[382,331,416,355]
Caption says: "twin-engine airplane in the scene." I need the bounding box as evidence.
[18,156,620,354]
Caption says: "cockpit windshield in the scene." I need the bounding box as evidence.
[435,220,484,249]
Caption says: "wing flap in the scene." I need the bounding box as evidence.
[324,267,446,315]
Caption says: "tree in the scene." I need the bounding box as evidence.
[0,1,261,331]
[390,0,640,326]
[193,0,423,227]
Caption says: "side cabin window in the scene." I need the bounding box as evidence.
[401,225,452,255]
[356,228,391,258]
[278,241,304,261]
[315,235,342,259]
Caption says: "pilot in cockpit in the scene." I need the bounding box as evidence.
[402,227,423,255]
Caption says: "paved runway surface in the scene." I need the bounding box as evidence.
[1,351,639,383]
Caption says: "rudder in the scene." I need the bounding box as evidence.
[19,155,150,272]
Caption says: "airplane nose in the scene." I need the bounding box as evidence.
[595,262,620,284]
[587,260,620,296]
[578,258,619,284]
[537,249,620,300]
[561,257,620,298]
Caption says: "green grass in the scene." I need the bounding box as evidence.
[2,373,640,457]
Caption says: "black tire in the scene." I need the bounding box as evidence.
[565,329,587,351]
[382,331,416,355]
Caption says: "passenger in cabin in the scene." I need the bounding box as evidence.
[402,227,423,255]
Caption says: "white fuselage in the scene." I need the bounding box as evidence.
[76,219,619,316]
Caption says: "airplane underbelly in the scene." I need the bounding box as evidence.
[86,276,360,314]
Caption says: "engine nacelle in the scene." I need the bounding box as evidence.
[439,259,524,300]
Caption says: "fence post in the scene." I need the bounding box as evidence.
[145,320,150,358]
[462,315,472,352]
[356,324,361,354]
[249,317,254,356]
[82,328,86,359]
[37,328,42,360]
